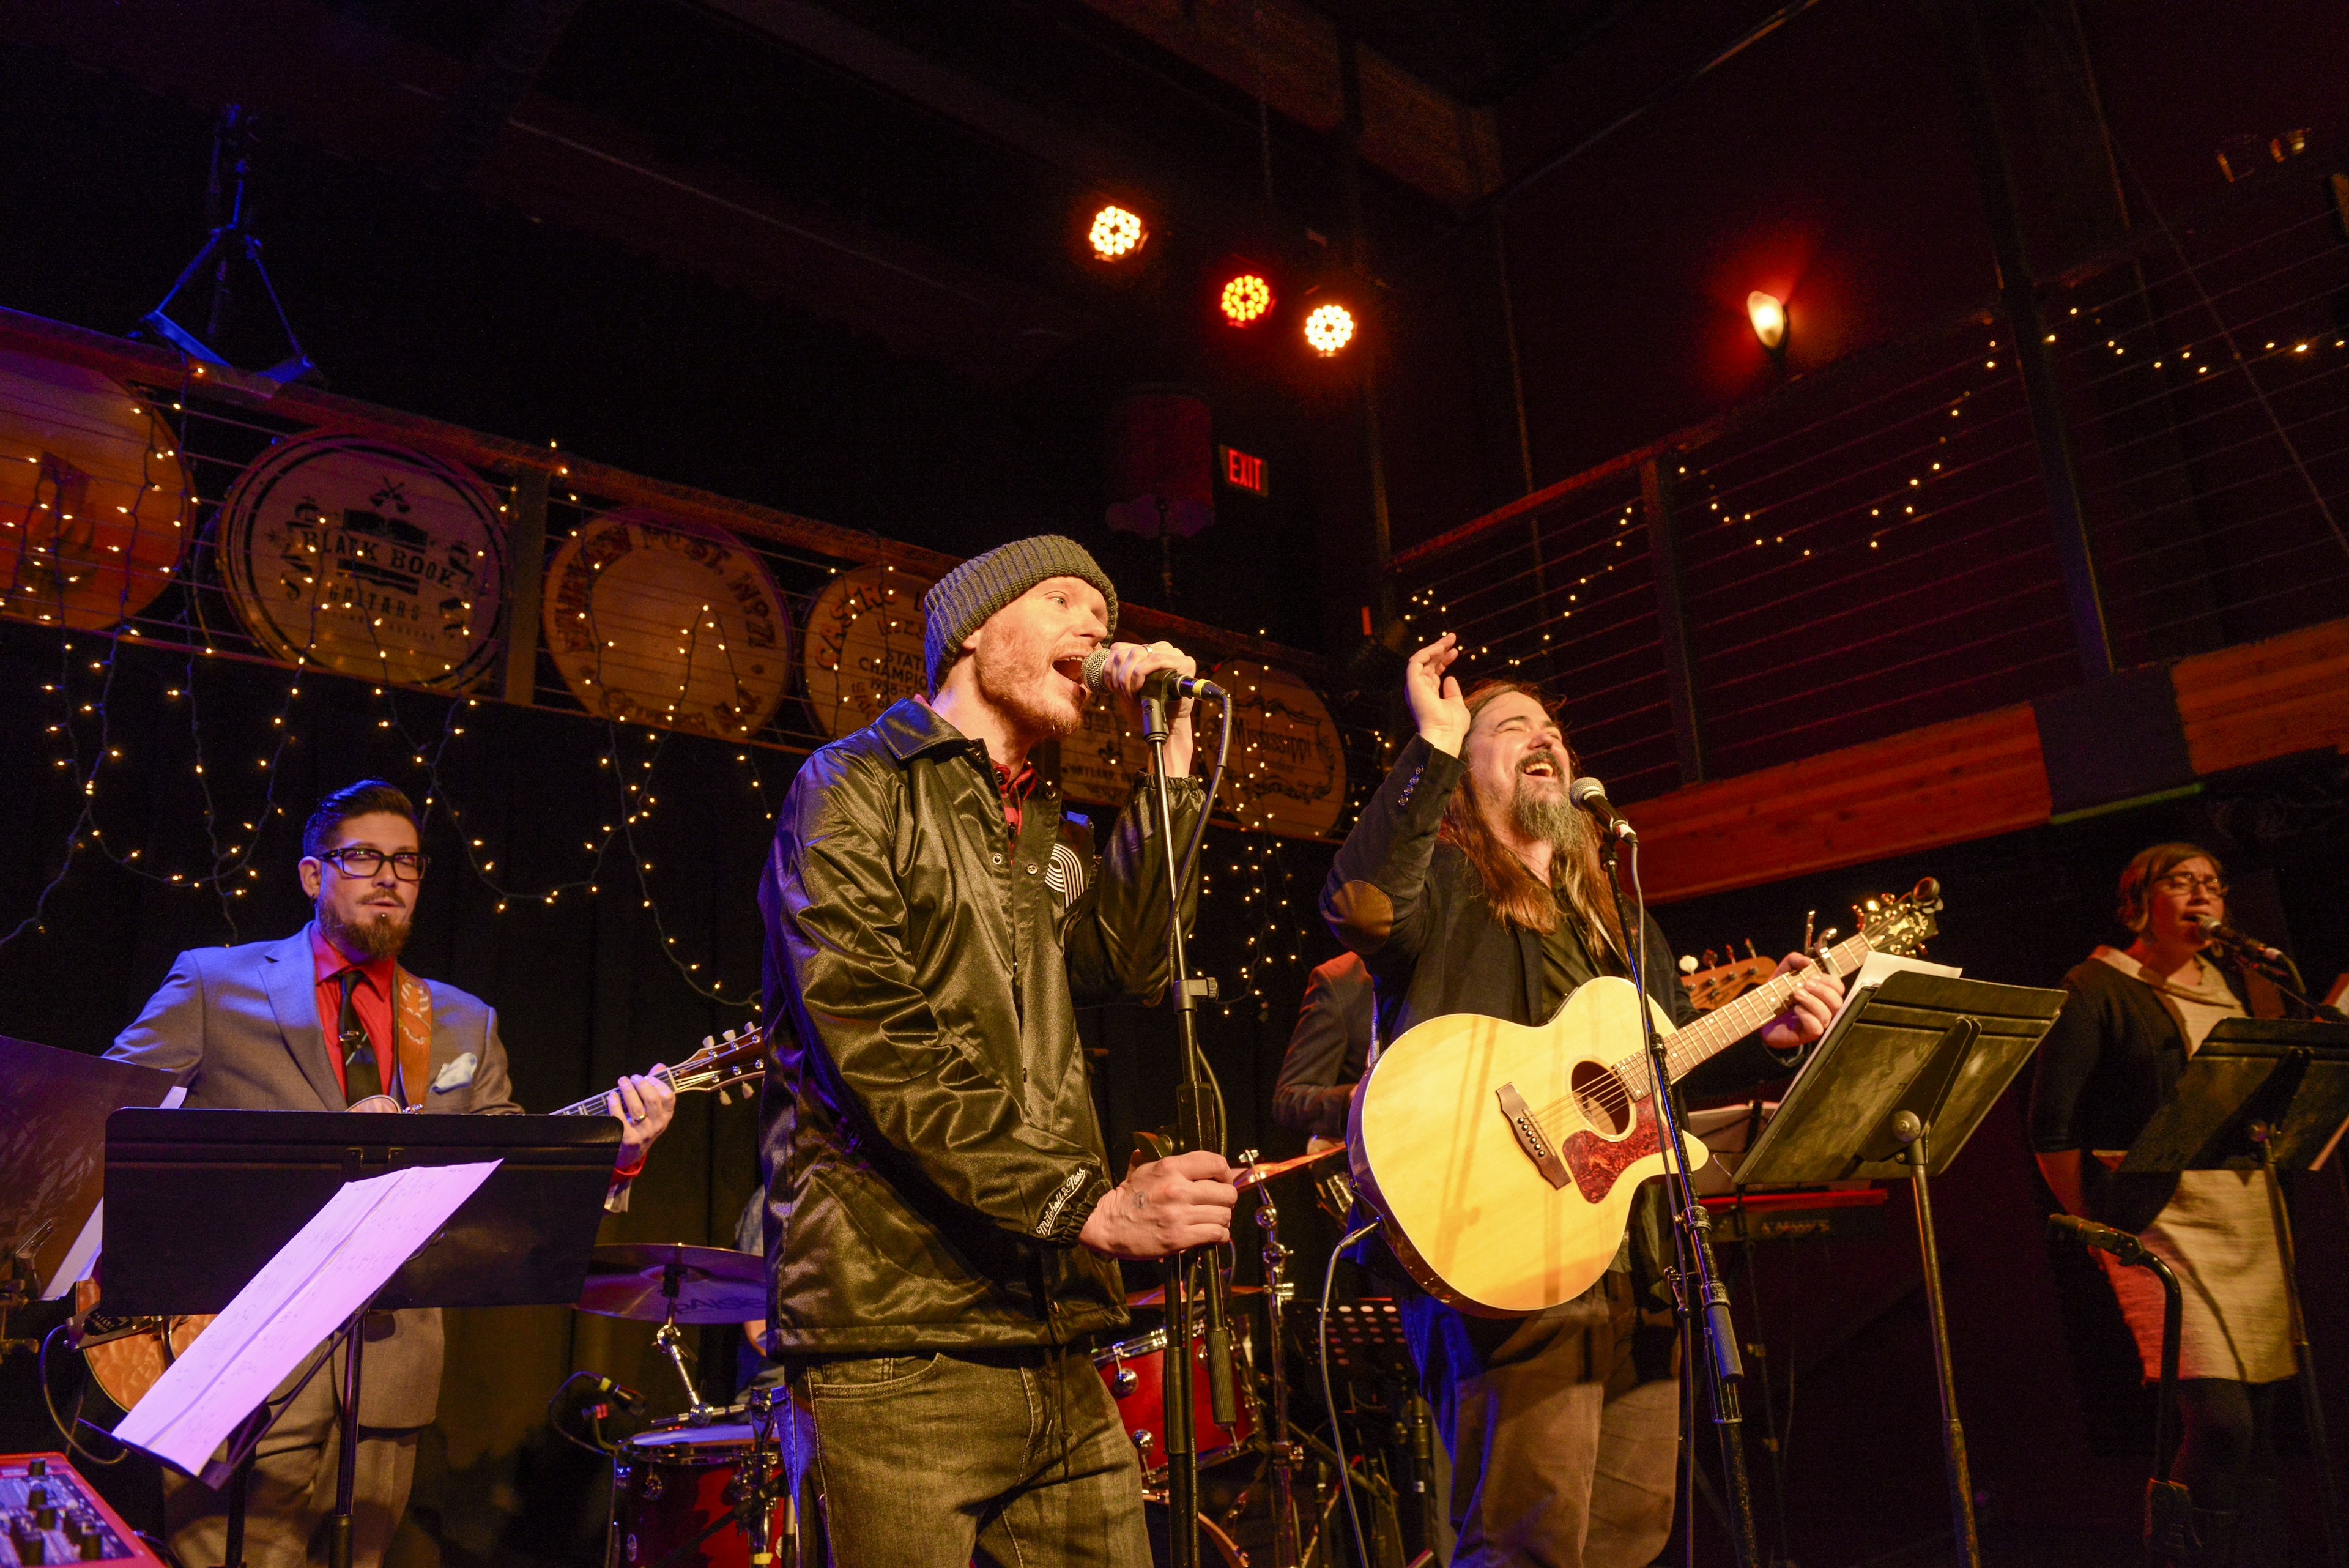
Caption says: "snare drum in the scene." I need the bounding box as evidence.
[610,1421,792,1568]
[1093,1323,1256,1482]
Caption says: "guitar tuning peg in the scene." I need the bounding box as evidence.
[1681,954,1701,975]
[702,1035,716,1050]
[722,1027,737,1042]
[1746,940,1760,959]
[716,1085,732,1105]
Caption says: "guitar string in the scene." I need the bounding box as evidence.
[1523,931,1879,1137]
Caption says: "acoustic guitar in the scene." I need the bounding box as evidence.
[1348,882,1941,1316]
[73,1026,768,1413]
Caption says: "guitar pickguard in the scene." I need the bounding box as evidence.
[1556,1094,1664,1206]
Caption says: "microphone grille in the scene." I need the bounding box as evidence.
[1568,776,1608,807]
[1080,647,1115,693]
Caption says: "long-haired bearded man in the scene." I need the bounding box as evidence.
[1321,631,1843,1567]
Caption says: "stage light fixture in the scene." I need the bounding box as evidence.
[1219,273,1273,326]
[1747,291,1787,354]
[1304,302,1356,356]
[1088,204,1147,261]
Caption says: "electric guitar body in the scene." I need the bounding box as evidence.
[1348,880,1943,1317]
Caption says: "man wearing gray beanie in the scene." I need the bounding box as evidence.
[757,532,1233,1566]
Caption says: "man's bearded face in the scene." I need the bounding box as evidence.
[306,811,419,962]
[968,576,1110,741]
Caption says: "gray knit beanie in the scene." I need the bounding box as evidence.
[921,535,1120,691]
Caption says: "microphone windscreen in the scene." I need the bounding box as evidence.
[1080,647,1115,694]
[1568,776,1609,808]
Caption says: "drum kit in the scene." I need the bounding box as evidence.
[570,1145,1349,1568]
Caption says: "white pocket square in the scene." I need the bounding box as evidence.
[432,1052,478,1093]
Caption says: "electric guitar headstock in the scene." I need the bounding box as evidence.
[664,1025,768,1107]
[1679,945,1776,1012]
[1851,877,1943,962]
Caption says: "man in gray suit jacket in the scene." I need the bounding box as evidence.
[108,779,678,1568]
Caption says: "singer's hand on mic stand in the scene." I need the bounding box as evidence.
[1094,639,1199,775]
[1078,1149,1238,1259]
[1406,632,1469,755]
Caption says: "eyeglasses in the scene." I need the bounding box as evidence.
[2152,872,2227,897]
[318,848,428,882]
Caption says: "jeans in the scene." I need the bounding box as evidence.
[785,1345,1152,1567]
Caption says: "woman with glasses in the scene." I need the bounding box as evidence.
[2028,842,2293,1566]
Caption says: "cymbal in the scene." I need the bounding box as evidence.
[577,1243,768,1324]
[1126,1283,1267,1309]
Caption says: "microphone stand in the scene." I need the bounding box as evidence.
[1140,685,1234,1568]
[1595,825,1764,1568]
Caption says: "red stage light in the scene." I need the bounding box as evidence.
[1304,303,1355,356]
[1219,273,1273,326]
[1088,205,1146,261]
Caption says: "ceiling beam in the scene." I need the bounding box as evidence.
[1071,0,1501,210]
[12,0,1090,386]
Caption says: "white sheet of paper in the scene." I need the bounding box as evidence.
[113,1161,500,1476]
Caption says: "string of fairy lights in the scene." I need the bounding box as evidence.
[6,398,1357,1020]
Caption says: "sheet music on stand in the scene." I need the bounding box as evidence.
[113,1163,500,1485]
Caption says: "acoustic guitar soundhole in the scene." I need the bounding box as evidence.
[1569,1061,1632,1136]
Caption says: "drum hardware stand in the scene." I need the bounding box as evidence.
[1242,1148,1304,1568]
[1597,831,1764,1568]
[1141,680,1236,1568]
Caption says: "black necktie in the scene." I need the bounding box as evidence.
[338,968,384,1105]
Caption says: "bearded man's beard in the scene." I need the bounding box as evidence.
[321,900,412,962]
[1509,773,1585,852]
[973,622,1085,739]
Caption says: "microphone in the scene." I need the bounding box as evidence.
[581,1372,646,1415]
[1079,647,1223,702]
[2192,914,2289,967]
[2047,1213,2151,1267]
[1567,776,1637,842]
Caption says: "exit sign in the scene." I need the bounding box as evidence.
[1219,445,1269,496]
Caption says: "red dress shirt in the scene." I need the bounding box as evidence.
[310,924,399,1101]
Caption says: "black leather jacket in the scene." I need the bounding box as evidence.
[757,699,1204,1354]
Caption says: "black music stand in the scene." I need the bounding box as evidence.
[104,1109,620,1568]
[0,1038,176,1325]
[1733,972,2066,1568]
[2117,1019,2349,1568]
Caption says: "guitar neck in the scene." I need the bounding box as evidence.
[549,1065,675,1119]
[1624,931,1872,1090]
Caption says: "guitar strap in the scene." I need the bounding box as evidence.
[392,967,434,1109]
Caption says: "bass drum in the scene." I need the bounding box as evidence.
[610,1420,793,1568]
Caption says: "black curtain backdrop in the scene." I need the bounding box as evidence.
[0,619,1335,1566]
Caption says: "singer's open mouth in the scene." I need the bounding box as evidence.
[1052,655,1086,687]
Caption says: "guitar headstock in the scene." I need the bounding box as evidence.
[1853,877,1942,959]
[1680,951,1776,1012]
[666,1025,768,1105]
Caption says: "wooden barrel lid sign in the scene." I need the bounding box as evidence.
[543,509,792,739]
[1209,661,1347,839]
[0,348,191,630]
[800,564,932,740]
[215,434,505,688]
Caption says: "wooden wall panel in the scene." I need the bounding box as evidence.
[2172,619,2349,776]
[1634,705,2050,902]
